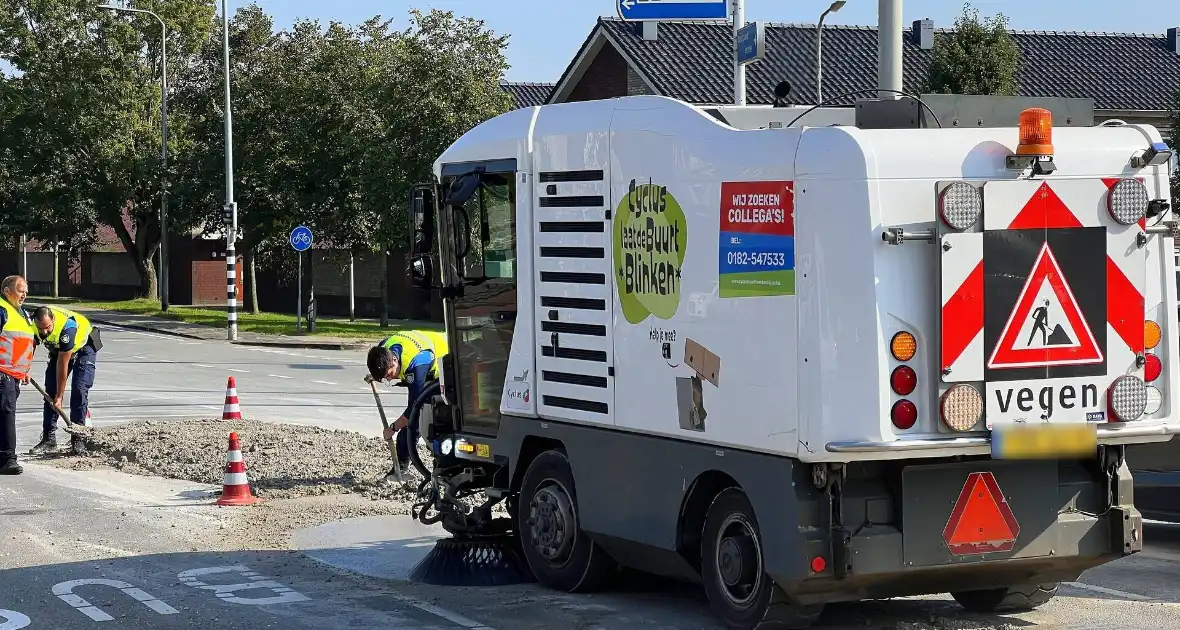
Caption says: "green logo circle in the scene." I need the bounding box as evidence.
[612,179,688,324]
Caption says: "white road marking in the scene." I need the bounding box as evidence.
[1064,581,1159,602]
[177,564,311,605]
[193,364,214,369]
[53,579,179,621]
[0,608,31,630]
[98,325,178,340]
[385,593,497,630]
[227,368,249,373]
[268,374,292,379]
[312,380,338,386]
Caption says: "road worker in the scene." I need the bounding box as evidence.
[29,305,101,456]
[0,275,35,475]
[366,330,449,470]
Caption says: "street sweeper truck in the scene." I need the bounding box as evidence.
[398,92,1180,629]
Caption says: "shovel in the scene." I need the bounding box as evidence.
[366,375,406,484]
[28,377,84,437]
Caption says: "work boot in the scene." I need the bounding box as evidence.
[29,432,57,454]
[70,435,88,456]
[0,453,21,475]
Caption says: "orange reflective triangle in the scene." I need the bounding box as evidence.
[943,472,1020,555]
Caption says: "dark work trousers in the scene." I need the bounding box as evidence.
[0,374,19,460]
[43,344,97,433]
[395,363,436,462]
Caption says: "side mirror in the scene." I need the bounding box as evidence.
[409,184,436,256]
[409,255,433,290]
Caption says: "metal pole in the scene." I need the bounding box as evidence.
[222,0,238,340]
[52,243,60,298]
[296,252,302,332]
[19,235,26,278]
[349,252,355,321]
[732,0,745,105]
[159,18,169,311]
[817,2,845,105]
[878,0,903,100]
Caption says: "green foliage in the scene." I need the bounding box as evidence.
[925,2,1020,96]
[1166,83,1180,212]
[2,1,514,300]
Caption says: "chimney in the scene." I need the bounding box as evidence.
[912,18,933,50]
[1169,27,1179,54]
[642,21,659,41]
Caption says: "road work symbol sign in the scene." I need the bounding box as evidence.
[983,227,1107,382]
[988,241,1102,370]
[943,471,1020,556]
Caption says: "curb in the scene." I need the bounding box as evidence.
[232,339,371,351]
[87,317,208,341]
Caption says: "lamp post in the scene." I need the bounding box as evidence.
[816,1,846,104]
[222,0,238,341]
[99,3,170,311]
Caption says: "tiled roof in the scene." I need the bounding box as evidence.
[594,18,1180,111]
[501,81,555,109]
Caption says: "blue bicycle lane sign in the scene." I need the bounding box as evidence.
[290,226,313,252]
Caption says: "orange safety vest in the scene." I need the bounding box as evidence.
[0,298,35,380]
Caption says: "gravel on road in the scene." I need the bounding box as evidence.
[34,418,462,548]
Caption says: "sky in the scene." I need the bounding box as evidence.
[241,0,1177,82]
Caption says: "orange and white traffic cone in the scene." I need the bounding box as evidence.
[222,376,242,421]
[215,432,257,506]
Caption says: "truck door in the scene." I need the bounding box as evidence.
[436,160,520,437]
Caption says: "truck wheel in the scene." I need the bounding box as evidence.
[951,583,1059,613]
[702,487,823,629]
[517,449,616,593]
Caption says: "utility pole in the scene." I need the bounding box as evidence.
[222,0,238,341]
[732,0,745,105]
[878,0,903,100]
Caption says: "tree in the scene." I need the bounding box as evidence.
[0,0,216,298]
[925,3,1020,96]
[1166,84,1180,212]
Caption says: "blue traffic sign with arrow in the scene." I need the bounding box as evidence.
[617,0,729,21]
[290,225,313,252]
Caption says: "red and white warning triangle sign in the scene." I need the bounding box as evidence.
[987,242,1103,369]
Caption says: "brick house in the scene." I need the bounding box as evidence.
[545,17,1180,130]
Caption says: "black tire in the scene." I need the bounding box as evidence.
[517,449,616,593]
[701,487,823,629]
[951,583,1059,613]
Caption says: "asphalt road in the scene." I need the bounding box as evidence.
[13,324,404,451]
[5,323,1180,629]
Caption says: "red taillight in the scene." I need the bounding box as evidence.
[810,556,826,573]
[891,400,918,429]
[890,366,917,395]
[1145,353,1162,382]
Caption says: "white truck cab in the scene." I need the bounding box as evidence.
[402,93,1178,629]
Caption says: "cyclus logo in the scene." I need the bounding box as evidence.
[613,178,688,324]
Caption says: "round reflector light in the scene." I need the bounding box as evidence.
[891,331,917,362]
[938,182,983,231]
[1145,386,1164,415]
[1109,375,1148,422]
[940,384,983,432]
[810,556,826,573]
[891,400,918,430]
[890,366,917,395]
[1145,320,1162,350]
[1107,178,1149,226]
[1145,353,1163,382]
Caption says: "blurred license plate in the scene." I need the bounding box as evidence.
[991,422,1097,460]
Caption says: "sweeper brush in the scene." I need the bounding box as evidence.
[407,536,534,587]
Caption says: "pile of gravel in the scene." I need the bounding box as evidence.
[54,418,435,503]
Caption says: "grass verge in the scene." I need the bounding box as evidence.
[65,298,437,339]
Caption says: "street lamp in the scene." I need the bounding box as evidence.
[222,0,239,342]
[98,2,170,311]
[816,1,846,104]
